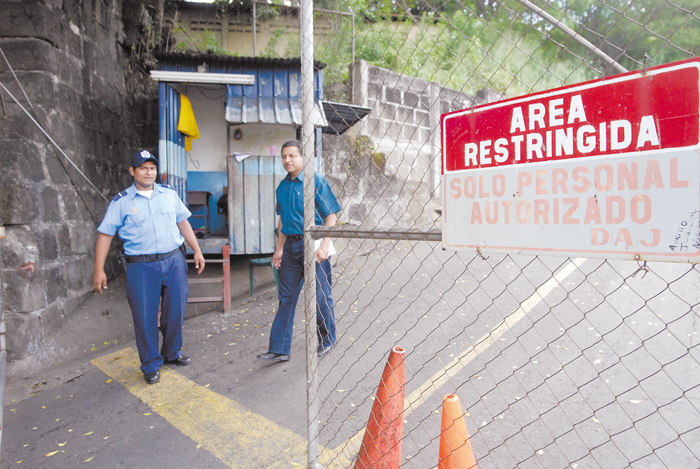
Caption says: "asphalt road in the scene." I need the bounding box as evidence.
[3,239,699,468]
[315,240,700,469]
[2,286,309,469]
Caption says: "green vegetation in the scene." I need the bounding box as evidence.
[314,0,699,99]
[166,0,699,100]
[172,27,231,54]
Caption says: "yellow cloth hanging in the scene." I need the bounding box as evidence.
[178,94,200,152]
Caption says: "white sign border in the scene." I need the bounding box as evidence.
[441,60,700,263]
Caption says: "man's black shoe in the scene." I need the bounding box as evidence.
[144,370,160,385]
[165,355,191,366]
[317,343,335,359]
[257,352,290,361]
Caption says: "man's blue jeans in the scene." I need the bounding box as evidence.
[268,238,336,355]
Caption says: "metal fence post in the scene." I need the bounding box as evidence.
[300,0,322,467]
[0,224,6,453]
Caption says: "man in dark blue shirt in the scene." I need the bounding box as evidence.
[258,140,342,362]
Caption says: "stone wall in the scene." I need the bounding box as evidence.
[0,0,161,375]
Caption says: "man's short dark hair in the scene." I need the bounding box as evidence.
[281,140,303,156]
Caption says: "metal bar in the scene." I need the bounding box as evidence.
[150,71,255,84]
[227,123,234,252]
[187,278,223,284]
[307,226,443,242]
[180,89,188,204]
[253,0,353,17]
[222,244,231,315]
[311,6,354,16]
[300,0,322,466]
[351,8,355,67]
[0,224,6,454]
[0,320,5,454]
[242,157,248,253]
[187,296,224,303]
[221,9,229,52]
[158,82,167,181]
[252,0,256,57]
[513,0,627,74]
[349,7,356,106]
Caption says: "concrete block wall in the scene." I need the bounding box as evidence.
[0,0,160,376]
[350,61,504,190]
[326,61,502,231]
[322,132,441,232]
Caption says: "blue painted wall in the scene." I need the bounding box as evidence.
[187,171,228,236]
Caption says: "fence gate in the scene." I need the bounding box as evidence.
[289,0,700,467]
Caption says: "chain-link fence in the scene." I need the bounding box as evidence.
[292,0,700,467]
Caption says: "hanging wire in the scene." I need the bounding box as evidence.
[0,82,109,203]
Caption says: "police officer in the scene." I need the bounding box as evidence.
[93,150,205,384]
[257,140,342,362]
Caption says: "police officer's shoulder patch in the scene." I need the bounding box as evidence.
[111,190,128,202]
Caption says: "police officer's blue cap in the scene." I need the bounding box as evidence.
[130,150,158,168]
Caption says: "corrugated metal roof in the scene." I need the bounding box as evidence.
[225,96,328,127]
[221,62,327,126]
[154,51,326,70]
[321,101,372,135]
[224,97,369,131]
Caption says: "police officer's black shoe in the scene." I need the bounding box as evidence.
[165,355,191,366]
[257,352,290,361]
[144,370,160,385]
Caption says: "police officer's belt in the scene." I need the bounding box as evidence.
[286,234,303,241]
[126,248,181,263]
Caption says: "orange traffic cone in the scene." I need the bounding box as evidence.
[438,394,477,469]
[353,346,406,469]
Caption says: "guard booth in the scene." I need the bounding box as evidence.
[151,52,331,255]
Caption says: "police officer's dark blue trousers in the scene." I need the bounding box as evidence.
[268,238,336,356]
[125,252,189,374]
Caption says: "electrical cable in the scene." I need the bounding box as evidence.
[192,84,227,99]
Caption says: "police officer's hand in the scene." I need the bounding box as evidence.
[93,270,108,294]
[194,252,205,274]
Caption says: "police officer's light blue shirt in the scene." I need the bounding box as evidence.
[276,171,342,236]
[97,183,191,256]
